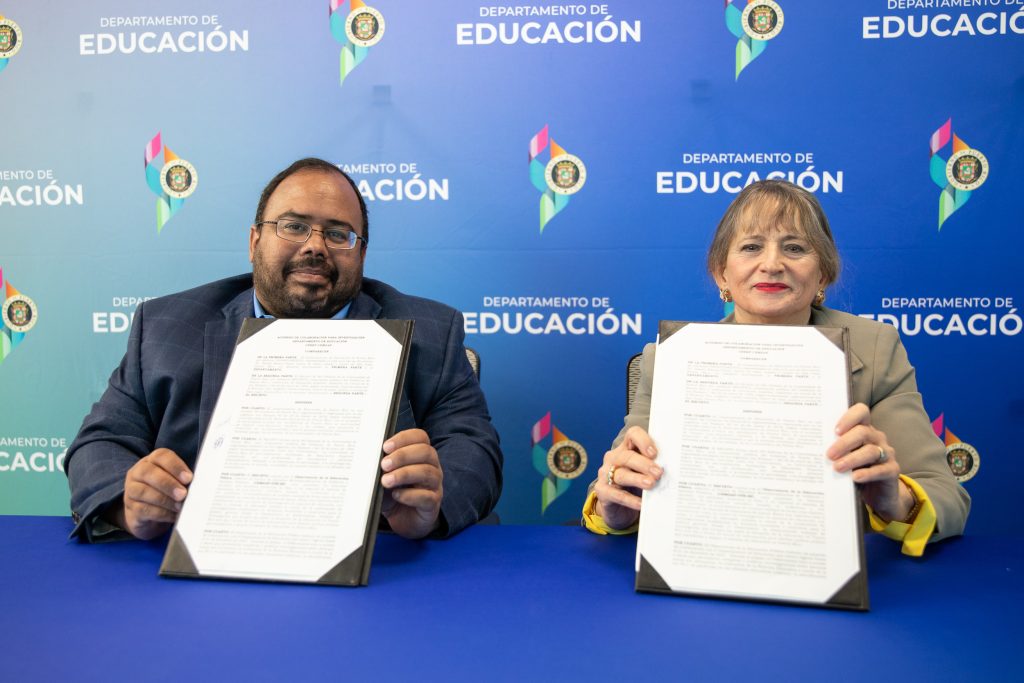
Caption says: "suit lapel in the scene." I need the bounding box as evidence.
[810,307,865,377]
[199,288,254,445]
[346,289,415,431]
[346,290,382,321]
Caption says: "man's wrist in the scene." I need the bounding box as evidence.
[101,501,128,531]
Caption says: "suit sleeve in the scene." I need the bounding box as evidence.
[64,302,157,542]
[419,309,503,537]
[866,323,970,541]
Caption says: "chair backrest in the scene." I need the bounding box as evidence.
[465,346,480,380]
[626,352,643,414]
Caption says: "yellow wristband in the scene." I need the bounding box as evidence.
[581,489,639,536]
[867,475,936,557]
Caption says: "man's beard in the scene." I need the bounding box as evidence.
[252,250,362,319]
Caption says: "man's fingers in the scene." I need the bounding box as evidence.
[128,501,178,525]
[379,431,443,535]
[382,428,430,455]
[380,463,442,491]
[147,448,193,485]
[131,462,188,501]
[118,449,191,539]
[381,442,439,473]
[125,480,182,513]
[388,486,442,513]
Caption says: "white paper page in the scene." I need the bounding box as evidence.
[638,323,859,604]
[175,319,402,582]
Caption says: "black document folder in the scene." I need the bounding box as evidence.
[161,317,413,586]
[634,320,868,611]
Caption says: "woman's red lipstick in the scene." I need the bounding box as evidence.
[754,283,789,292]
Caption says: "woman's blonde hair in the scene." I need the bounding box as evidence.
[707,179,840,287]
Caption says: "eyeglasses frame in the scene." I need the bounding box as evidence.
[255,218,367,251]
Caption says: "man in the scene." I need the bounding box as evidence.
[65,158,502,541]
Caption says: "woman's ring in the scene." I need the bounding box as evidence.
[607,465,617,487]
[877,447,888,464]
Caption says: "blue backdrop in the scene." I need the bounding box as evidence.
[1,1,1020,532]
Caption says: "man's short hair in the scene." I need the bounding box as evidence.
[254,157,370,244]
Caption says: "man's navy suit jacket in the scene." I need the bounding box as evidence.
[65,274,502,540]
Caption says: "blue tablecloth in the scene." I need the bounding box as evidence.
[2,517,1020,682]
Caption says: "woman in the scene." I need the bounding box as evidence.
[582,180,970,555]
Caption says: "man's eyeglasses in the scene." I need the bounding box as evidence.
[256,219,366,250]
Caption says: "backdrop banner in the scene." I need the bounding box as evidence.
[1,1,1019,532]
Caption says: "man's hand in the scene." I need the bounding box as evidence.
[379,429,443,539]
[107,448,193,540]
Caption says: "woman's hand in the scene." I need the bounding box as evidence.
[827,403,916,522]
[594,426,664,530]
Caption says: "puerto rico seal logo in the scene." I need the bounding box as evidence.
[3,294,37,333]
[726,1,783,79]
[145,132,198,233]
[0,267,36,366]
[531,411,589,513]
[931,413,980,483]
[330,1,386,86]
[345,6,385,48]
[929,118,988,230]
[529,124,587,234]
[0,15,23,73]
[547,439,588,480]
[545,154,587,196]
[0,17,23,58]
[946,148,988,192]
[742,1,784,41]
[159,159,198,200]
[946,441,980,483]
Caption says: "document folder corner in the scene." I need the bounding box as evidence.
[824,570,870,612]
[635,554,672,594]
[236,317,274,345]
[657,320,691,344]
[159,528,199,578]
[374,318,415,346]
[317,546,370,587]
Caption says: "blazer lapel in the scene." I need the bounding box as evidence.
[346,290,382,321]
[810,307,865,378]
[346,289,415,431]
[198,288,254,445]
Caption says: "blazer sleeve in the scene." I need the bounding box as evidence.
[612,342,656,448]
[585,342,657,498]
[865,323,970,541]
[417,309,503,537]
[64,302,157,541]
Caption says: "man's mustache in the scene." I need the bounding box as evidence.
[284,257,337,280]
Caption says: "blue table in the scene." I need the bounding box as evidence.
[2,517,1020,682]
